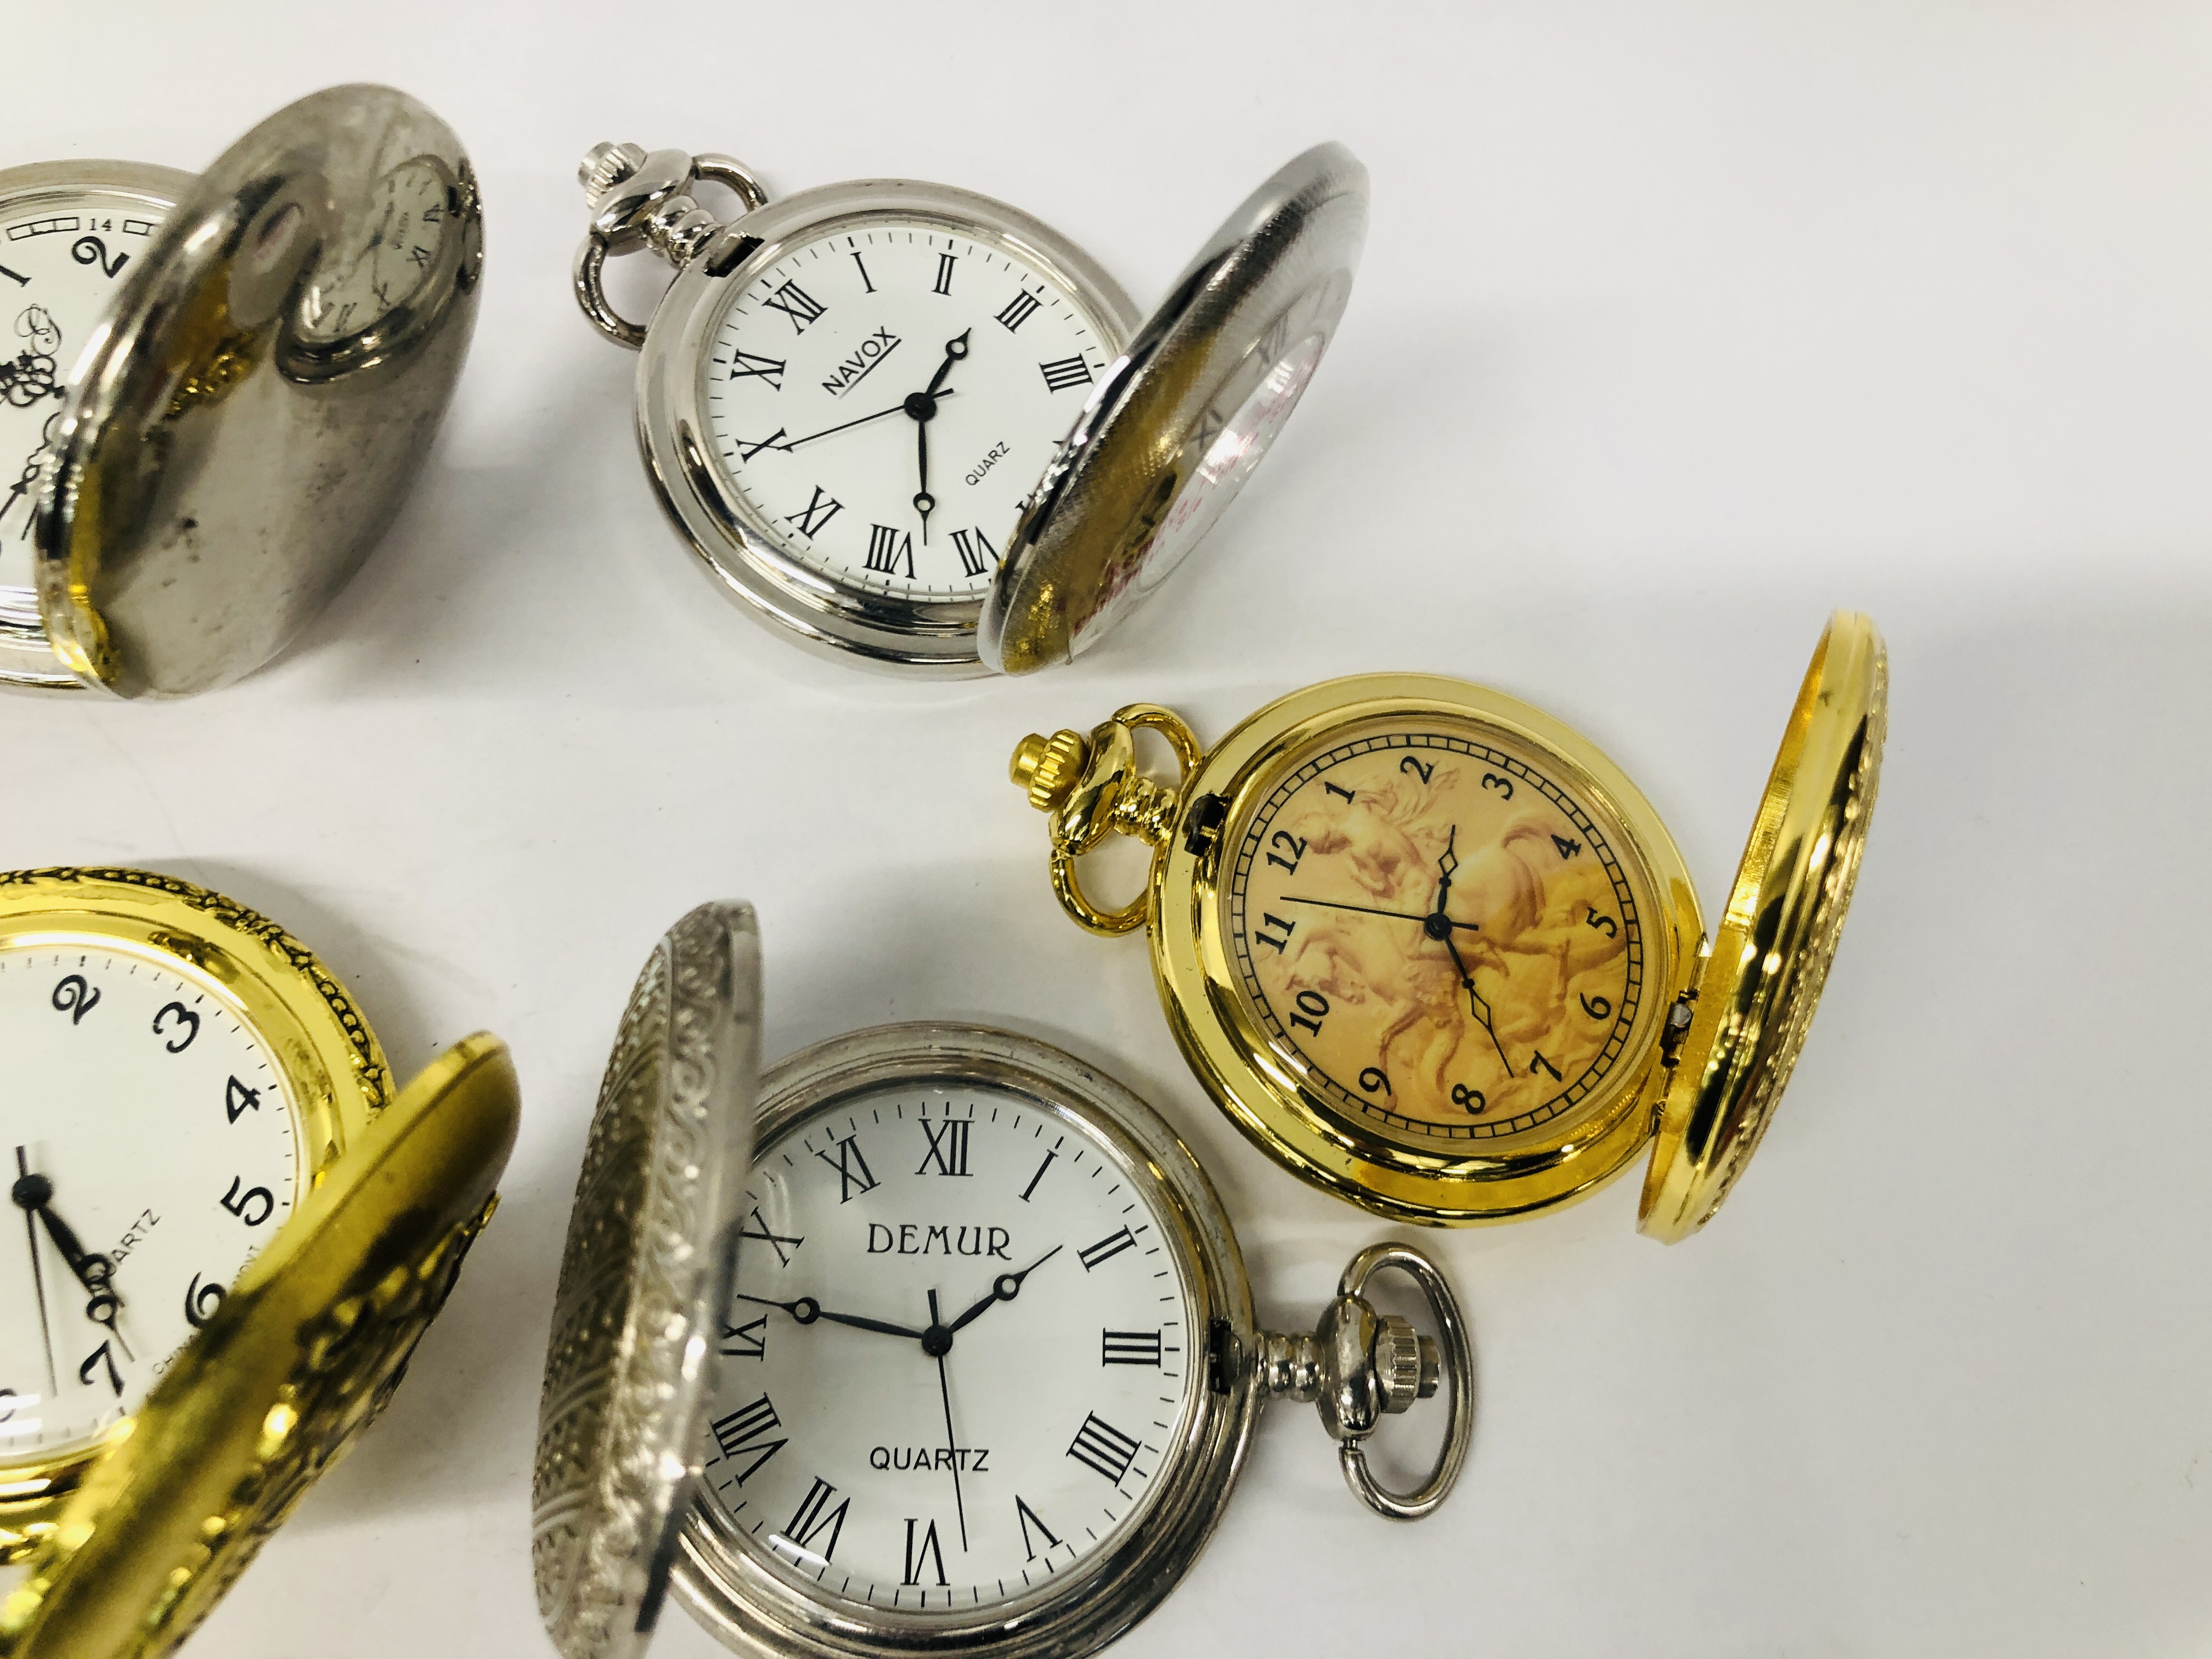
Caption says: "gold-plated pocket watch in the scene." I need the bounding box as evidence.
[0,867,520,1657]
[1009,612,1887,1238]
[573,142,1364,676]
[533,904,1471,1659]
[0,84,483,697]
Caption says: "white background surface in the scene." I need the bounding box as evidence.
[7,3,2210,1655]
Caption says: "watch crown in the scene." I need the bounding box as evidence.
[578,141,649,201]
[1373,1314,1440,1414]
[1010,730,1087,813]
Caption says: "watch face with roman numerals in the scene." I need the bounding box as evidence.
[700,221,1114,603]
[695,1081,1197,1615]
[1224,715,1666,1150]
[0,939,301,1463]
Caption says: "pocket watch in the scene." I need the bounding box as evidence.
[1008,612,1888,1238]
[533,904,1472,1659]
[572,141,1364,676]
[0,865,520,1658]
[0,83,483,697]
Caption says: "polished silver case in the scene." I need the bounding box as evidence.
[636,183,1141,676]
[23,84,483,699]
[669,1023,1261,1659]
[981,144,1367,675]
[0,160,191,692]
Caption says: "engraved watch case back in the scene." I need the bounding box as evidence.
[32,83,483,698]
[534,902,763,1659]
[1637,610,1887,1240]
[980,142,1368,675]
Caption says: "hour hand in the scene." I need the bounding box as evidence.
[735,1292,923,1342]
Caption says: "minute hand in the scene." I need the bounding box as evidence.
[1280,895,1480,931]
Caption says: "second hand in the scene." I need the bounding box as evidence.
[926,1289,968,1551]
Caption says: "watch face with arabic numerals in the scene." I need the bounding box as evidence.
[1224,715,1667,1150]
[0,189,170,601]
[702,218,1115,603]
[695,1081,1198,1615]
[0,939,301,1463]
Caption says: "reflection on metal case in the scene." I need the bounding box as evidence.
[0,84,484,699]
[0,866,520,1655]
[574,141,1365,677]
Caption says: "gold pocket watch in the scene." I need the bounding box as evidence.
[533,903,1471,1659]
[0,866,519,1657]
[574,142,1362,676]
[1009,612,1887,1238]
[0,84,483,697]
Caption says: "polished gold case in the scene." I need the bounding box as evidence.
[1157,675,1701,1225]
[0,867,519,1659]
[1011,612,1886,1239]
[0,867,389,1554]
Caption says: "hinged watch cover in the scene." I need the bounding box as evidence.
[1639,611,1888,1241]
[534,902,762,1659]
[0,1032,521,1659]
[33,83,483,698]
[980,142,1367,674]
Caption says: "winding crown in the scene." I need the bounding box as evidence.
[1373,1314,1442,1414]
[578,140,647,202]
[1009,730,1087,814]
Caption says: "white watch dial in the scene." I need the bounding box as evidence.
[699,1084,1197,1613]
[701,223,1114,603]
[0,941,301,1462]
[0,190,168,602]
[298,156,451,342]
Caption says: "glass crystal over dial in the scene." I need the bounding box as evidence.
[701,221,1114,603]
[0,940,301,1462]
[0,189,168,599]
[1225,716,1664,1148]
[696,1081,1197,1614]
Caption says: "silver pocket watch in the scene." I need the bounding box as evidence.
[533,902,1473,1659]
[573,142,1366,676]
[0,84,482,697]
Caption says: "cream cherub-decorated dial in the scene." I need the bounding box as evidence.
[1227,719,1662,1147]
